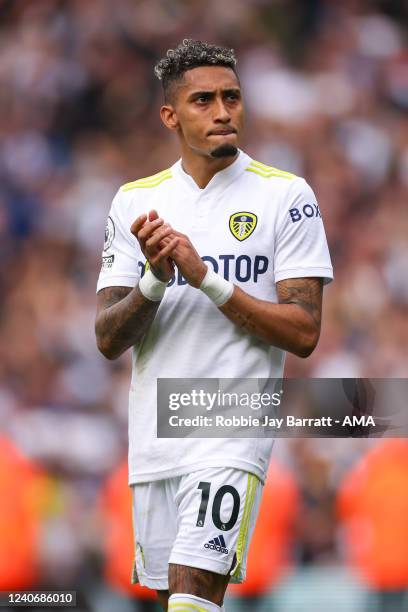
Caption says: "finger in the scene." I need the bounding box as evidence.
[130,214,147,236]
[145,225,174,250]
[148,209,159,222]
[160,235,172,248]
[166,229,185,238]
[137,218,164,242]
[160,234,186,255]
[167,229,188,246]
[154,237,179,260]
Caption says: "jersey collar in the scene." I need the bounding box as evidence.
[172,149,252,195]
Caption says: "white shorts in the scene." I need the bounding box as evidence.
[130,467,262,591]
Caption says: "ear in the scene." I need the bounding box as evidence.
[160,105,179,131]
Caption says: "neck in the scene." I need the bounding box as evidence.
[180,145,239,189]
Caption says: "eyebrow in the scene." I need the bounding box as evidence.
[187,88,241,101]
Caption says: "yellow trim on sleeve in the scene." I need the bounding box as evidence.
[121,168,173,191]
[231,473,258,578]
[250,159,295,176]
[246,167,294,179]
[246,159,296,180]
[168,604,209,612]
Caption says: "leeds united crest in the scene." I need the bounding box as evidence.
[229,212,257,241]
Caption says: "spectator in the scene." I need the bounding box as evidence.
[0,436,45,590]
[338,440,408,612]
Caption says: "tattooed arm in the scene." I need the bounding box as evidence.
[95,286,160,360]
[157,228,323,357]
[95,210,180,360]
[218,277,323,358]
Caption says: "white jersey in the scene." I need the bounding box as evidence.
[97,151,333,484]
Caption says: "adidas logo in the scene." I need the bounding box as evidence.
[204,535,228,554]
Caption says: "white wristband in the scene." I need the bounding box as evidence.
[200,267,234,306]
[138,269,168,302]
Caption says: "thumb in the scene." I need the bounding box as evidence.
[148,209,159,222]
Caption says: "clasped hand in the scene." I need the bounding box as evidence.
[131,209,207,288]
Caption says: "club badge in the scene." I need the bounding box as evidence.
[229,212,257,241]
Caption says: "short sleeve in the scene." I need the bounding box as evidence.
[96,190,142,292]
[274,178,333,285]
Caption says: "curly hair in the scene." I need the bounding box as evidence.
[154,39,238,101]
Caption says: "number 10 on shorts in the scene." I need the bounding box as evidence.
[196,481,240,531]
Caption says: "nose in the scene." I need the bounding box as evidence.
[213,97,231,123]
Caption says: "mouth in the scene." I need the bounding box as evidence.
[208,129,237,136]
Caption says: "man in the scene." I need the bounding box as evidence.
[95,39,333,612]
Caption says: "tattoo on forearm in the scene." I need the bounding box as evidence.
[218,277,323,356]
[101,286,133,308]
[95,285,159,358]
[224,307,257,333]
[277,277,323,327]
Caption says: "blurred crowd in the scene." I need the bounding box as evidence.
[0,0,407,610]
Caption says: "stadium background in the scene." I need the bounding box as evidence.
[0,0,407,610]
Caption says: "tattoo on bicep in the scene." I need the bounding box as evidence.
[277,277,323,327]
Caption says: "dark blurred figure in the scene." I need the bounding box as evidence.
[290,440,337,565]
[338,440,408,612]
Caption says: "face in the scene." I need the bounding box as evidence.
[160,65,244,159]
